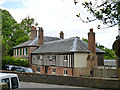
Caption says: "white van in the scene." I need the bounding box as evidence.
[0,73,19,89]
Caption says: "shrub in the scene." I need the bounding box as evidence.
[2,56,29,67]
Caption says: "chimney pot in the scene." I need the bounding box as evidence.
[38,27,44,46]
[31,26,37,40]
[88,28,96,53]
[60,31,64,39]
[32,26,36,30]
[90,28,93,32]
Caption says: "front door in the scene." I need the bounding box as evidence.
[45,66,48,74]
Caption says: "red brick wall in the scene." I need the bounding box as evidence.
[88,28,96,53]
[29,47,38,67]
[32,65,73,76]
[31,26,37,40]
[38,28,44,46]
[31,65,36,72]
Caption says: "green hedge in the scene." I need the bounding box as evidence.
[2,56,29,67]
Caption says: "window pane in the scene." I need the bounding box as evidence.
[24,48,26,55]
[20,48,22,55]
[1,78,10,88]
[11,77,18,89]
[37,55,40,59]
[52,55,56,61]
[64,55,68,60]
[17,49,18,55]
[23,48,24,55]
[53,68,56,72]
[26,48,28,55]
[15,49,16,55]
[64,69,67,74]
[36,67,40,72]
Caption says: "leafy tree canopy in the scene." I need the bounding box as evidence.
[1,9,38,56]
[76,0,120,29]
[75,36,116,59]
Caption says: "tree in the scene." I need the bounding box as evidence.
[1,9,38,56]
[82,37,116,59]
[2,9,17,56]
[20,16,38,34]
[76,0,120,29]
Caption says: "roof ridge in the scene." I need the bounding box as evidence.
[44,38,73,44]
[44,36,61,38]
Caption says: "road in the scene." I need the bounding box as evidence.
[19,82,105,90]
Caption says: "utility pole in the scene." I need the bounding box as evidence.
[117,1,120,78]
[113,1,120,78]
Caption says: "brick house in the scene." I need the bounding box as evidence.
[13,26,61,66]
[31,28,104,77]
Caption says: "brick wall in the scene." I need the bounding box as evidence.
[28,47,38,67]
[31,65,73,76]
[88,29,96,53]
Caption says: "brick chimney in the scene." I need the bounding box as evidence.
[31,26,37,40]
[88,28,96,53]
[60,31,64,39]
[38,27,44,46]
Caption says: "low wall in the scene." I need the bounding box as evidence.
[1,71,120,89]
[94,68,117,78]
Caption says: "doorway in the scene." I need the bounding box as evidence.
[45,66,48,74]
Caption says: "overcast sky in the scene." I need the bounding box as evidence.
[0,0,118,49]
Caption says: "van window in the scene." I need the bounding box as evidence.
[11,77,18,89]
[1,78,10,88]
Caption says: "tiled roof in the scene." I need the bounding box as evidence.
[13,36,61,48]
[31,38,105,54]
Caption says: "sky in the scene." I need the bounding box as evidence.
[0,0,118,49]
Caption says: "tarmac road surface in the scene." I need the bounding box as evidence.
[19,82,105,90]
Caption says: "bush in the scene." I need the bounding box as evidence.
[2,56,29,67]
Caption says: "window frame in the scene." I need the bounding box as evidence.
[64,55,68,60]
[15,49,18,56]
[64,69,68,76]
[36,66,41,73]
[23,48,28,55]
[52,68,56,74]
[20,48,22,55]
[1,78,10,88]
[40,55,43,60]
[11,77,19,89]
[52,55,56,61]
[37,55,40,59]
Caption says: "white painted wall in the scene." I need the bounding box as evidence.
[74,53,88,68]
